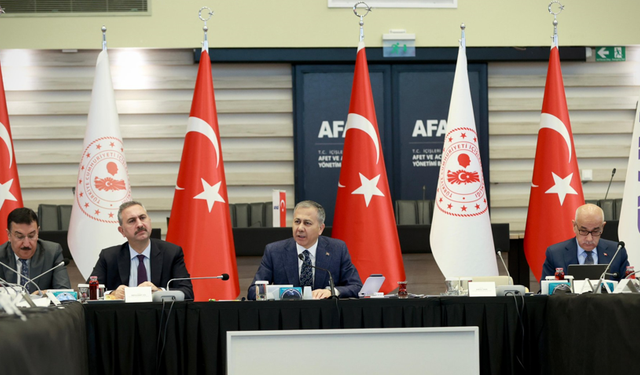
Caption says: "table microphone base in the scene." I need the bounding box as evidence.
[152,290,185,302]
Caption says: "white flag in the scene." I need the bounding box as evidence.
[68,50,132,279]
[429,42,499,279]
[618,99,640,268]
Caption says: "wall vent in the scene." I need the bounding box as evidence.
[0,0,147,14]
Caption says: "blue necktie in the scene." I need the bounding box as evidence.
[19,259,29,291]
[585,251,594,265]
[300,250,313,288]
[137,255,148,285]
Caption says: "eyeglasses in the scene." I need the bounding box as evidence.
[574,224,602,237]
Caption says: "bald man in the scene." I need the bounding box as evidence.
[541,203,629,281]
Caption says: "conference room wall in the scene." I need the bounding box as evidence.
[2,47,638,239]
[1,0,639,49]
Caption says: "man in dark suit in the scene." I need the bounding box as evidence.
[0,207,71,293]
[248,200,362,300]
[89,201,193,300]
[541,203,629,281]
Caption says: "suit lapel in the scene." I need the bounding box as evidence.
[314,237,330,289]
[118,243,131,286]
[597,241,612,265]
[28,242,45,284]
[150,240,163,288]
[1,244,18,284]
[563,239,579,270]
[283,239,301,287]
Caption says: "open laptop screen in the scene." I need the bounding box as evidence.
[567,264,607,280]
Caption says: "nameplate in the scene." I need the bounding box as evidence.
[124,286,153,303]
[468,282,496,297]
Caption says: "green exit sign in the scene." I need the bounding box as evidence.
[595,46,626,61]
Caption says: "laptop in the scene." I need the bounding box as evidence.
[358,274,385,297]
[567,264,608,280]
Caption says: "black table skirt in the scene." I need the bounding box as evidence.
[0,302,87,375]
[84,297,548,375]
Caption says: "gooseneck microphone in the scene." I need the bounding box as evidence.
[496,250,513,285]
[298,253,336,298]
[0,259,69,295]
[604,168,616,200]
[166,273,230,291]
[594,241,625,294]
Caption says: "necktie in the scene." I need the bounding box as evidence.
[585,251,594,265]
[19,259,29,290]
[300,250,313,288]
[137,254,148,285]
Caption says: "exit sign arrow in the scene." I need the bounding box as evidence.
[595,46,625,61]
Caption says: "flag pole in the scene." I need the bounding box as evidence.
[548,0,564,48]
[352,2,371,42]
[101,25,107,51]
[198,6,213,52]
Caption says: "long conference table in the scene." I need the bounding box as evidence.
[3,294,640,375]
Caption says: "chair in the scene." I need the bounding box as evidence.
[234,203,250,228]
[249,202,266,227]
[265,203,274,227]
[416,200,434,225]
[597,199,616,221]
[228,204,237,227]
[38,204,60,231]
[395,200,418,225]
[614,198,623,221]
[58,205,72,231]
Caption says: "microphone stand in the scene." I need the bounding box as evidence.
[298,254,336,298]
[594,241,624,294]
[604,168,616,200]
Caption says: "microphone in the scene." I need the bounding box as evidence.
[166,273,229,291]
[0,260,44,296]
[30,259,69,282]
[604,168,616,200]
[298,253,336,298]
[496,250,513,285]
[594,241,625,294]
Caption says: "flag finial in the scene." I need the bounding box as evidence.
[460,23,466,49]
[548,0,564,47]
[0,5,5,14]
[199,6,214,51]
[353,2,372,42]
[101,25,107,51]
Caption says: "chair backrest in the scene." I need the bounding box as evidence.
[265,202,274,227]
[58,205,72,231]
[395,200,418,225]
[597,199,616,221]
[249,202,266,227]
[614,198,623,221]
[228,204,237,227]
[38,204,60,231]
[416,200,434,225]
[234,203,250,228]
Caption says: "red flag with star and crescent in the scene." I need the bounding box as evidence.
[332,41,405,294]
[524,45,584,281]
[166,48,239,301]
[0,61,24,243]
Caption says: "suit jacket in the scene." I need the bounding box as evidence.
[541,237,629,281]
[247,236,362,300]
[0,239,71,292]
[89,238,194,300]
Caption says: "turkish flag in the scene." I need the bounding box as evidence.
[166,49,239,301]
[524,45,585,281]
[332,41,405,293]
[0,61,24,243]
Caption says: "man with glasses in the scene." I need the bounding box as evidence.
[541,203,629,281]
